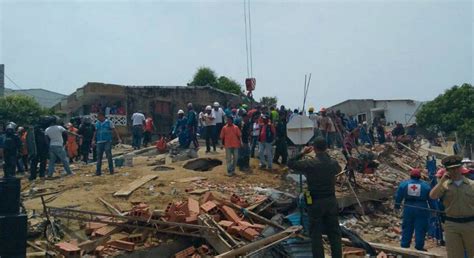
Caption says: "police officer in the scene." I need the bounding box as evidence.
[2,122,22,178]
[27,116,50,181]
[430,155,474,258]
[288,137,342,258]
[394,168,435,251]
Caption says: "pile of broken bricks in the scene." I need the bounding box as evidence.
[163,192,266,242]
[52,191,273,257]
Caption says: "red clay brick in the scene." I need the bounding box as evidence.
[221,205,241,223]
[128,233,144,243]
[239,227,259,241]
[201,201,217,213]
[85,222,107,235]
[197,245,210,255]
[175,246,196,258]
[108,239,135,252]
[95,245,105,256]
[185,214,198,224]
[188,198,200,215]
[227,225,244,235]
[218,220,234,229]
[202,192,215,203]
[191,254,201,258]
[93,225,119,237]
[55,242,81,258]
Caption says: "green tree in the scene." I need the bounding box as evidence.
[216,76,242,95]
[416,83,474,144]
[189,67,217,87]
[259,96,278,107]
[0,95,49,126]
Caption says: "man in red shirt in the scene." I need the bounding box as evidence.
[220,116,242,176]
[143,115,155,147]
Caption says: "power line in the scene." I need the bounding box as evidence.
[0,71,52,100]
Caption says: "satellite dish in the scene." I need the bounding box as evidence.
[287,115,314,145]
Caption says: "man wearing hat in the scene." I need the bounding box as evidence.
[394,168,435,251]
[212,102,225,142]
[430,155,474,258]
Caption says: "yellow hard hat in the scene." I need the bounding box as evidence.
[308,107,315,112]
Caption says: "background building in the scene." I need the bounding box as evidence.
[54,82,243,136]
[4,88,66,108]
[329,99,424,125]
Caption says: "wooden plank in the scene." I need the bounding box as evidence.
[177,176,207,183]
[114,174,158,197]
[340,238,442,258]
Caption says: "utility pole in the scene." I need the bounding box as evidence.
[0,64,4,97]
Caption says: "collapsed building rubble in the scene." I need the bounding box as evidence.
[18,141,447,257]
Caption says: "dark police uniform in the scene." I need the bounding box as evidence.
[288,152,342,258]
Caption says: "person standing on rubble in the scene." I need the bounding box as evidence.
[78,116,95,164]
[131,110,146,150]
[258,115,276,171]
[45,117,79,178]
[212,102,225,143]
[273,112,288,165]
[143,114,155,147]
[430,155,474,258]
[203,105,216,153]
[287,137,342,258]
[186,103,199,149]
[394,168,435,251]
[2,122,22,178]
[92,112,122,176]
[237,112,251,172]
[27,117,49,181]
[319,108,336,148]
[220,116,242,176]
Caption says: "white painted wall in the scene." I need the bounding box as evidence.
[374,100,423,124]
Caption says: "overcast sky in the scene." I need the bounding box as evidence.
[1,0,472,108]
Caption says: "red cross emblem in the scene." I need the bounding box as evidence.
[410,184,418,191]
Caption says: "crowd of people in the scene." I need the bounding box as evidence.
[1,100,473,258]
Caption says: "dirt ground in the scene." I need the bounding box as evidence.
[23,148,287,214]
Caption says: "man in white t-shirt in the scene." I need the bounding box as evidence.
[45,117,81,177]
[131,111,146,150]
[211,102,225,144]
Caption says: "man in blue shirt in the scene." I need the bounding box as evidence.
[395,168,435,251]
[92,112,121,176]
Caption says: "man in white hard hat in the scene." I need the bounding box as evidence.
[212,102,225,144]
[203,105,216,152]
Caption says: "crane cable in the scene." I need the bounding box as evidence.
[243,0,254,78]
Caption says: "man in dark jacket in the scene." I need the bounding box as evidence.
[273,112,288,165]
[2,122,22,178]
[27,117,50,181]
[288,137,343,258]
[78,116,95,163]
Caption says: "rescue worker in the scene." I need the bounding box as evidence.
[65,123,79,163]
[186,103,199,149]
[131,110,146,150]
[287,137,342,258]
[430,155,474,258]
[173,110,188,148]
[273,112,288,165]
[394,168,435,251]
[308,107,320,140]
[2,122,21,178]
